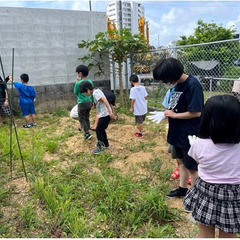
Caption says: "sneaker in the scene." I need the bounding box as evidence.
[84,133,92,140]
[166,187,188,198]
[184,208,193,213]
[96,142,109,149]
[31,122,37,126]
[23,124,31,128]
[187,214,196,223]
[134,132,143,138]
[92,148,105,154]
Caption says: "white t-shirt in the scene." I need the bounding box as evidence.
[129,85,148,116]
[188,138,240,184]
[93,89,110,118]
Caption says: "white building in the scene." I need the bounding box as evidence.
[107,1,144,34]
[107,1,145,91]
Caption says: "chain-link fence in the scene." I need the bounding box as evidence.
[132,38,240,110]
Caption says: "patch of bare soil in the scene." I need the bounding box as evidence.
[51,115,197,236]
[4,113,197,237]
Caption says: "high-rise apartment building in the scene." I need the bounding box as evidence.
[107,1,144,34]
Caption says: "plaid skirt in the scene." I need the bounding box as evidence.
[183,177,240,233]
[0,102,11,116]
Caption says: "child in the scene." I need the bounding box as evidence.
[79,81,116,154]
[153,58,204,198]
[74,65,94,140]
[183,95,240,238]
[0,76,11,125]
[129,74,148,138]
[90,90,116,131]
[162,87,191,184]
[9,74,37,128]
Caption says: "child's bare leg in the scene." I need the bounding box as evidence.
[218,230,237,238]
[31,114,36,123]
[198,223,215,238]
[24,115,31,124]
[179,161,189,188]
[138,123,143,132]
[189,169,198,186]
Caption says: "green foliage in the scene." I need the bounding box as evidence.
[177,19,240,66]
[78,28,148,100]
[178,19,236,45]
[0,111,189,238]
[18,204,39,229]
[78,28,148,67]
[46,140,59,153]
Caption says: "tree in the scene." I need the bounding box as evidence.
[178,20,236,45]
[78,28,148,102]
[177,20,239,65]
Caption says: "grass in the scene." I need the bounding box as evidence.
[0,108,195,238]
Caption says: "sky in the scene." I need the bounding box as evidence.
[0,0,239,47]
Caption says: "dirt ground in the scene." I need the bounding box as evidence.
[4,111,198,237]
[53,112,197,237]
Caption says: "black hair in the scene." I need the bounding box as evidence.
[129,74,139,83]
[153,58,184,84]
[76,65,89,77]
[20,73,29,83]
[79,81,94,93]
[198,94,240,144]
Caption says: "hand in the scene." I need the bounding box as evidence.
[109,112,117,120]
[147,111,165,124]
[4,100,8,107]
[129,107,133,113]
[8,76,13,82]
[164,109,177,118]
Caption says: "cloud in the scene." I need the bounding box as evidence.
[227,14,240,30]
[72,0,90,11]
[0,1,25,7]
[147,1,240,47]
[160,7,176,23]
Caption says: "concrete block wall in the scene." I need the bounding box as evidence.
[0,7,110,113]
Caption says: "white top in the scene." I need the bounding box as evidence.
[93,89,109,118]
[188,138,240,184]
[129,85,148,116]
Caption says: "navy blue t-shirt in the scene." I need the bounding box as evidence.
[167,75,204,150]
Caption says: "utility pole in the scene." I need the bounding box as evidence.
[119,0,123,29]
[119,0,129,94]
[89,0,92,11]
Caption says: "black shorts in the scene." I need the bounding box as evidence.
[135,114,146,124]
[174,146,198,171]
[168,144,177,159]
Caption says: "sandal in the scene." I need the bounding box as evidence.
[170,168,180,179]
[188,177,191,185]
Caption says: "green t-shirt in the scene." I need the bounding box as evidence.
[74,78,94,104]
